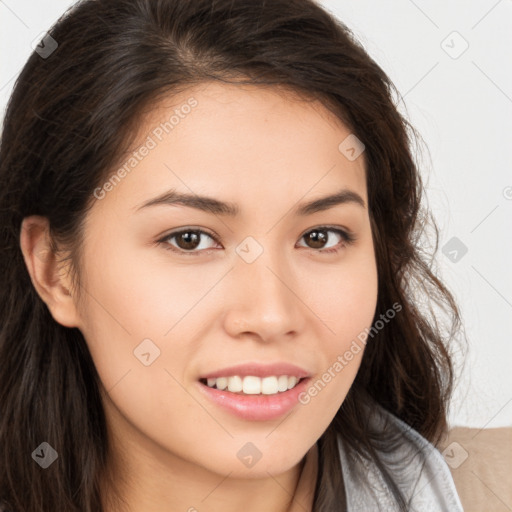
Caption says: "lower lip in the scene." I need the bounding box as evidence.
[197,377,311,421]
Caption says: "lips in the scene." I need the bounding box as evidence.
[196,375,313,421]
[198,361,311,380]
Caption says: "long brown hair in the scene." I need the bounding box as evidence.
[0,0,465,510]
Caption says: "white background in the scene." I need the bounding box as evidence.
[1,0,511,428]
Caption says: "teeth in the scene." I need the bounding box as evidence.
[204,375,302,395]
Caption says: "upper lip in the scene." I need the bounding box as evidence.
[199,362,311,380]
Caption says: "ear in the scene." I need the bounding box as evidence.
[19,215,82,329]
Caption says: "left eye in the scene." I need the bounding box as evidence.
[297,227,354,252]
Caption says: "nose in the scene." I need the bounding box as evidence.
[222,243,307,343]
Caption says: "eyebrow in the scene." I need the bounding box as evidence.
[134,187,366,216]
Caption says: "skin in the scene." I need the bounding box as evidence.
[20,81,378,512]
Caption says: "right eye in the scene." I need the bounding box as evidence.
[157,228,221,256]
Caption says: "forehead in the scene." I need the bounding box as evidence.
[91,81,367,218]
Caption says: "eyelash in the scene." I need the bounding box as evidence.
[156,226,356,257]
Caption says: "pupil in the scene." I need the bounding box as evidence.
[308,230,327,249]
[179,231,199,250]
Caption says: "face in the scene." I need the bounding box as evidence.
[73,81,378,480]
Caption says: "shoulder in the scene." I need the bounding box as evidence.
[337,403,465,511]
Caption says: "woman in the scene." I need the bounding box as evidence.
[0,0,465,510]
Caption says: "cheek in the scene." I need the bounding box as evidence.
[296,257,377,426]
[77,240,220,402]
[307,250,378,343]
[80,238,211,337]
[77,253,199,437]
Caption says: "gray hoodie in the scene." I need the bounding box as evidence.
[337,403,465,511]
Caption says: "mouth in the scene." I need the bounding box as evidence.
[196,375,312,421]
[198,375,307,395]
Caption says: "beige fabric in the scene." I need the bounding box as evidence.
[439,426,512,512]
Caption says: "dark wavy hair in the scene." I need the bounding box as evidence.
[0,0,465,510]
